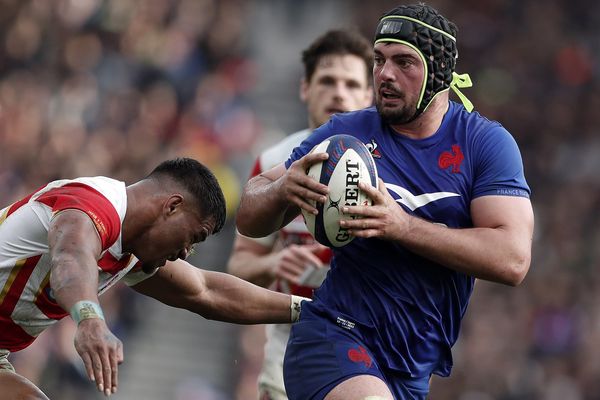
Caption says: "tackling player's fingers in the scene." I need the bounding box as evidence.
[110,354,118,394]
[117,342,124,364]
[101,353,112,397]
[91,352,104,392]
[81,352,94,382]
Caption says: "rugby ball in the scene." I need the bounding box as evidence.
[302,134,378,247]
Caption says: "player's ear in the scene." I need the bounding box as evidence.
[300,77,309,102]
[365,85,374,106]
[164,194,184,216]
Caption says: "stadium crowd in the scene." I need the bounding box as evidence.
[0,0,599,399]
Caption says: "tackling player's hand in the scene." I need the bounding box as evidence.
[277,152,329,215]
[340,178,409,241]
[74,318,124,397]
[272,243,328,285]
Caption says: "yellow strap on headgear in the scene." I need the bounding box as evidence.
[450,72,474,112]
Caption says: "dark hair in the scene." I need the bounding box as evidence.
[382,3,457,38]
[148,158,226,234]
[301,29,373,83]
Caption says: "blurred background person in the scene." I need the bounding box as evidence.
[0,0,599,399]
[227,28,373,400]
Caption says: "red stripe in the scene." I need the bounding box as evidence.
[249,158,262,180]
[5,190,38,218]
[98,252,131,275]
[0,255,41,316]
[0,316,35,351]
[34,282,68,320]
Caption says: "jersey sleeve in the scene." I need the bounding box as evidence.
[36,183,121,250]
[248,157,262,180]
[471,125,531,199]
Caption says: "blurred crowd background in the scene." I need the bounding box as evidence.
[0,0,599,399]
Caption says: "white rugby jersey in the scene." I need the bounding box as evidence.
[0,177,151,352]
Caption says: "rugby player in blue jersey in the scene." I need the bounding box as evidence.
[236,3,534,400]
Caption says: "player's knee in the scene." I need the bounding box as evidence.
[0,372,50,400]
[363,397,389,400]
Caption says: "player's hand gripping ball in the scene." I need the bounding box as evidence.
[302,134,378,247]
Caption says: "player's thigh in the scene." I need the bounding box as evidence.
[324,375,393,400]
[0,371,50,400]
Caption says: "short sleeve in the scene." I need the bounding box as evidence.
[36,183,121,250]
[472,126,530,199]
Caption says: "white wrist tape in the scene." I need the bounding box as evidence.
[290,295,310,322]
[70,300,105,325]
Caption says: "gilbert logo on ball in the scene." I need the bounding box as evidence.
[302,134,378,247]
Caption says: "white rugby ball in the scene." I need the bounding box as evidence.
[301,134,378,247]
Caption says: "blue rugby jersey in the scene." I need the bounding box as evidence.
[284,101,530,377]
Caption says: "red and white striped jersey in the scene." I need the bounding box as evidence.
[0,177,150,352]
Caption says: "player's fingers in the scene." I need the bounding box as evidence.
[90,352,105,393]
[300,151,329,168]
[81,352,95,382]
[277,269,302,284]
[341,205,381,218]
[358,181,384,202]
[288,246,323,268]
[294,176,329,197]
[110,352,119,394]
[340,217,381,230]
[280,260,307,278]
[347,228,382,238]
[102,353,112,397]
[288,194,320,215]
[117,342,124,364]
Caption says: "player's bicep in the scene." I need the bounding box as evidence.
[471,195,534,240]
[48,210,103,261]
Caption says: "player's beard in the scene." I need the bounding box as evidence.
[375,85,418,125]
[141,262,159,274]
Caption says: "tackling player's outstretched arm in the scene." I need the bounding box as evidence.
[236,154,329,238]
[48,210,123,397]
[132,259,304,324]
[341,180,534,286]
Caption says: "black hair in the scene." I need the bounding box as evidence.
[148,158,226,234]
[301,29,373,83]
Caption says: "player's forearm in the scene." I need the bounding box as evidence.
[401,216,531,285]
[50,253,100,310]
[227,250,277,288]
[198,270,292,324]
[236,175,291,238]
